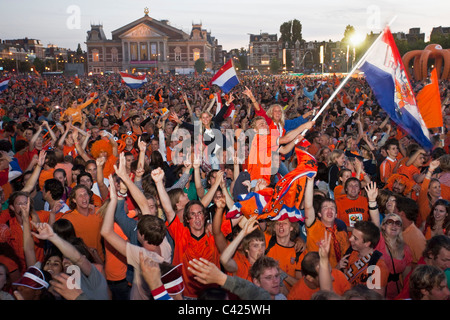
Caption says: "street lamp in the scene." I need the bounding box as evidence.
[350,33,365,69]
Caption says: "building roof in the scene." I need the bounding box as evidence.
[110,14,188,40]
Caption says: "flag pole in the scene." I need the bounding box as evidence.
[301,16,397,136]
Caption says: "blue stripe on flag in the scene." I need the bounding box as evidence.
[360,62,433,150]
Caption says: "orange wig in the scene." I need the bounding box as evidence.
[90,139,113,159]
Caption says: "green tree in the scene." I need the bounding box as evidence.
[194,58,206,74]
[280,21,292,45]
[292,19,302,44]
[280,19,303,47]
[430,33,450,49]
[76,43,83,55]
[33,57,45,73]
[238,47,248,70]
[270,57,280,73]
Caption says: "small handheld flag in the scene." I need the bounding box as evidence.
[210,60,240,93]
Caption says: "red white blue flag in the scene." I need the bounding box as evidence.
[226,148,317,222]
[120,72,147,89]
[285,84,297,92]
[210,59,240,93]
[358,27,432,150]
[0,77,10,93]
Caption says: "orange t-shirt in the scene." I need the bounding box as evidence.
[38,168,55,190]
[104,223,128,281]
[379,157,398,184]
[227,250,253,282]
[333,185,346,200]
[397,164,420,182]
[166,216,220,299]
[248,134,279,184]
[342,250,389,289]
[336,196,369,229]
[287,269,352,300]
[265,241,301,290]
[59,208,104,262]
[305,219,350,268]
[6,211,50,272]
[63,145,77,157]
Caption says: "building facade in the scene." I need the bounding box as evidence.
[248,33,279,73]
[86,9,222,74]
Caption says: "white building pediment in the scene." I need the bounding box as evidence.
[119,24,167,39]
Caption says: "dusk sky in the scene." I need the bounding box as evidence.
[1,0,449,51]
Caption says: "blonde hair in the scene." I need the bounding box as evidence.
[266,104,285,126]
[381,213,405,259]
[328,149,344,166]
[251,116,266,130]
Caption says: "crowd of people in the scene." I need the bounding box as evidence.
[0,69,449,302]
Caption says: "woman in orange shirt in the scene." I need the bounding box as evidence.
[423,199,450,240]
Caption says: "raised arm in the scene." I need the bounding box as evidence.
[193,156,205,199]
[152,167,176,224]
[304,173,317,228]
[100,175,127,257]
[365,182,380,228]
[220,215,259,273]
[21,150,46,193]
[242,86,261,111]
[115,152,150,214]
[42,121,58,147]
[95,157,109,200]
[31,221,92,275]
[29,125,43,152]
[211,194,228,254]
[57,122,71,150]
[318,231,333,292]
[200,170,223,208]
[20,197,37,268]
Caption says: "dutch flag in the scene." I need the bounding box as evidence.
[120,72,147,89]
[210,60,240,93]
[0,77,10,93]
[358,27,433,151]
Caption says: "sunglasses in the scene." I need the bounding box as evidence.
[385,219,402,227]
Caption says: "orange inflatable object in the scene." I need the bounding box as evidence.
[402,44,450,80]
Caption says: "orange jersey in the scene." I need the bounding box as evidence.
[336,196,369,229]
[166,216,220,298]
[287,269,351,300]
[6,211,50,273]
[379,157,398,183]
[305,219,350,268]
[265,241,301,289]
[342,250,389,289]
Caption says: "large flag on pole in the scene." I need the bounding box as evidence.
[119,72,147,89]
[210,59,240,93]
[416,68,443,129]
[358,26,433,150]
